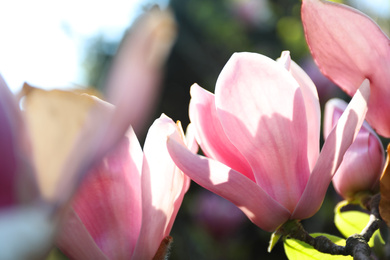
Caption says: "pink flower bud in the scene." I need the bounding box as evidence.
[324,99,385,200]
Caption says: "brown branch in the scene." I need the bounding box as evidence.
[283,194,383,260]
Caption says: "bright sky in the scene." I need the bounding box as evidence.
[0,0,168,93]
[0,0,387,94]
[352,0,390,18]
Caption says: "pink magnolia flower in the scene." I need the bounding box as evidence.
[0,9,175,259]
[57,114,196,259]
[301,0,390,137]
[193,190,246,239]
[324,99,385,200]
[167,51,370,232]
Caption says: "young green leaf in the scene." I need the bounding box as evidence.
[334,202,383,246]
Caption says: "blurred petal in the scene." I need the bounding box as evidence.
[0,76,21,207]
[133,115,189,259]
[58,131,143,259]
[105,9,177,137]
[215,52,310,212]
[22,86,111,203]
[292,79,370,219]
[189,84,254,181]
[0,76,35,207]
[167,137,291,232]
[0,205,55,260]
[302,0,390,137]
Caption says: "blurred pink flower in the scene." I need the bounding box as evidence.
[301,0,390,137]
[194,190,246,239]
[167,51,370,232]
[324,99,385,200]
[57,114,196,259]
[0,9,175,259]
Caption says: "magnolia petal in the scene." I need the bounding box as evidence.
[0,77,36,207]
[105,9,176,137]
[167,137,291,232]
[324,99,384,199]
[22,86,113,203]
[56,209,108,260]
[288,57,321,171]
[0,76,21,207]
[215,52,310,212]
[278,51,321,171]
[62,131,143,259]
[189,84,254,181]
[184,123,199,154]
[323,99,344,139]
[302,0,390,137]
[292,79,370,219]
[133,115,189,259]
[0,205,56,260]
[333,131,384,199]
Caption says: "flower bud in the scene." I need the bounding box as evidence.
[324,99,385,200]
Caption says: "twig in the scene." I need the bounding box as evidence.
[283,194,383,259]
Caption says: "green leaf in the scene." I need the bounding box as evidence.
[284,233,351,260]
[268,231,281,252]
[334,202,384,246]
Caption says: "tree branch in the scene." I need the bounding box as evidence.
[283,194,383,259]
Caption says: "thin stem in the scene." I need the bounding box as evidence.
[282,220,348,256]
[282,193,383,260]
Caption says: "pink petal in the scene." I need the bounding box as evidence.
[278,51,321,171]
[215,52,310,212]
[0,77,19,207]
[189,84,254,181]
[184,123,199,154]
[302,0,390,137]
[323,99,344,139]
[288,56,321,171]
[0,75,35,207]
[0,206,56,259]
[62,130,143,259]
[105,10,176,137]
[54,10,176,209]
[292,79,370,219]
[167,137,291,232]
[333,130,384,199]
[57,209,108,259]
[324,99,384,199]
[51,98,116,205]
[133,115,189,259]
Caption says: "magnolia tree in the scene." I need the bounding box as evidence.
[1,1,390,260]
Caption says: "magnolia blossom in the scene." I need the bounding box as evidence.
[301,0,390,137]
[324,99,385,200]
[0,9,175,259]
[193,190,246,239]
[57,115,196,259]
[167,51,370,232]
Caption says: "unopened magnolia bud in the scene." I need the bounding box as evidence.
[324,99,385,200]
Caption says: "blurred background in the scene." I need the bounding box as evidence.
[1,0,389,259]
